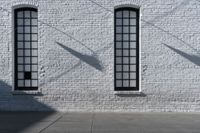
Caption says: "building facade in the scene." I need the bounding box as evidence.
[0,0,200,112]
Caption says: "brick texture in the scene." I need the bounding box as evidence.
[0,0,200,112]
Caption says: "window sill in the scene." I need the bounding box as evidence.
[114,90,141,95]
[12,90,42,95]
[114,90,146,97]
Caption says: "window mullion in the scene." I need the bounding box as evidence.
[128,10,130,88]
[122,10,124,87]
[30,11,32,87]
[23,11,25,88]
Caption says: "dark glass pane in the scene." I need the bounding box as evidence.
[25,42,31,48]
[116,80,122,87]
[116,50,122,56]
[123,57,129,64]
[25,80,31,87]
[130,19,136,25]
[116,27,122,33]
[24,72,31,79]
[32,27,37,33]
[130,73,136,79]
[24,11,30,18]
[123,50,129,56]
[123,19,129,25]
[17,11,23,18]
[24,19,30,25]
[130,11,136,17]
[116,19,122,25]
[17,34,23,41]
[32,80,38,87]
[32,11,37,18]
[18,80,24,87]
[123,42,129,48]
[32,42,38,48]
[123,80,129,87]
[116,65,122,71]
[18,65,23,71]
[17,19,23,25]
[123,73,129,79]
[17,27,23,33]
[31,72,37,79]
[116,73,122,79]
[31,19,37,26]
[31,34,37,41]
[116,11,122,18]
[32,65,37,71]
[123,65,129,71]
[130,80,136,87]
[116,57,122,64]
[123,27,129,33]
[25,65,31,72]
[25,26,31,33]
[123,11,129,17]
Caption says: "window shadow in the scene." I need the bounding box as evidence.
[163,43,200,66]
[56,42,104,71]
[0,80,57,133]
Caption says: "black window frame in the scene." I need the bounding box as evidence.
[14,7,38,91]
[114,7,140,91]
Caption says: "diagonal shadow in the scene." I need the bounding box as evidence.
[0,5,95,55]
[40,42,112,86]
[142,19,200,55]
[39,61,82,86]
[39,21,95,54]
[84,0,200,56]
[57,42,103,71]
[143,0,190,26]
[87,0,113,13]
[163,43,200,66]
[0,80,57,133]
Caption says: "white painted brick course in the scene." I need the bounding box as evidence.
[0,0,200,112]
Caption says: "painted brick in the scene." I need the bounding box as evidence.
[0,0,200,112]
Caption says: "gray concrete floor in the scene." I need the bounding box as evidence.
[0,112,200,133]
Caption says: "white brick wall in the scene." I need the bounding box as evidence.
[0,0,200,112]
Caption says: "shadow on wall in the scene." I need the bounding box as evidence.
[56,42,104,71]
[143,0,191,26]
[40,41,112,86]
[39,61,82,87]
[163,43,200,66]
[0,80,56,132]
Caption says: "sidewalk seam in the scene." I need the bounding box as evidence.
[38,114,63,133]
[90,113,95,133]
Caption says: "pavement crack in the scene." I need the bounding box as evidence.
[90,113,95,133]
[38,115,63,133]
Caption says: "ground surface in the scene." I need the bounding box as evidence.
[0,112,200,133]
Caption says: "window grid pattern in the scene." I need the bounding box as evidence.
[15,8,38,90]
[114,8,139,91]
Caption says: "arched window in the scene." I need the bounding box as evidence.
[114,7,140,91]
[14,7,38,90]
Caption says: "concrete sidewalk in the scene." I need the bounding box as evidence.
[0,112,200,133]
